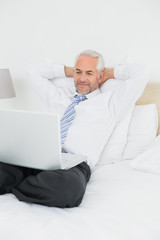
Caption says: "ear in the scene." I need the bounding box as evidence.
[98,71,104,85]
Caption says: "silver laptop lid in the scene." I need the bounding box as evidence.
[0,109,62,170]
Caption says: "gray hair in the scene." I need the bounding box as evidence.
[74,49,105,74]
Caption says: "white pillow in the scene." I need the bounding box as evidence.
[123,104,158,160]
[130,135,160,174]
[98,105,134,165]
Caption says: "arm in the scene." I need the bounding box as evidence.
[108,64,149,123]
[27,63,67,108]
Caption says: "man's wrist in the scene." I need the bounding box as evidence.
[64,66,74,77]
[104,68,115,81]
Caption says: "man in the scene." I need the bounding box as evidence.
[0,50,148,207]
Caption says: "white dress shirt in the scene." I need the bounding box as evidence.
[28,63,149,168]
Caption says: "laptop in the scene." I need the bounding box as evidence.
[0,109,87,170]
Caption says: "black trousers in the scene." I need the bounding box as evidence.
[0,161,91,208]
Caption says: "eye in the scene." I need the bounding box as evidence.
[87,72,93,76]
[76,71,81,74]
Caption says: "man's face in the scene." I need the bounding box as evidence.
[74,55,103,95]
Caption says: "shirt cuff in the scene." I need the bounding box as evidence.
[114,64,129,80]
[52,64,66,78]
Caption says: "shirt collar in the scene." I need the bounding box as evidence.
[74,88,101,100]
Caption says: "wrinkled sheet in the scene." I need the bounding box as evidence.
[0,161,160,240]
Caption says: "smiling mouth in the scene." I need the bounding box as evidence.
[77,83,89,86]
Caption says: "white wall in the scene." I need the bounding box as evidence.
[0,0,160,111]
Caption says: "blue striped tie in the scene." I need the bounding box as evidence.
[60,94,87,146]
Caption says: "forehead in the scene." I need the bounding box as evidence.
[75,55,98,71]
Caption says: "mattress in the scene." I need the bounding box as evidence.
[0,160,160,240]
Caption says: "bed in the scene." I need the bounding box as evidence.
[0,82,160,240]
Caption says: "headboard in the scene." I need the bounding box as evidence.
[136,82,160,135]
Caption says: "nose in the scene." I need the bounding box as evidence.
[79,73,87,82]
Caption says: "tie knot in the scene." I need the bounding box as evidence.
[74,94,87,102]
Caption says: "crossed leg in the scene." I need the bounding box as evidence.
[0,162,91,208]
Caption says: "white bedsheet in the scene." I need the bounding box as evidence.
[0,161,160,240]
